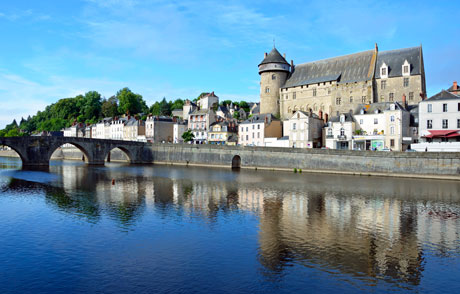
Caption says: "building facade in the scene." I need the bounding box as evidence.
[239,114,282,146]
[146,116,174,143]
[188,109,217,144]
[259,45,426,122]
[324,113,356,150]
[283,111,323,148]
[207,121,238,145]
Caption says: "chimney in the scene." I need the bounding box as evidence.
[402,93,407,106]
[264,52,267,58]
[264,116,268,124]
[283,53,286,59]
[290,60,294,68]
[453,81,458,90]
[375,43,378,52]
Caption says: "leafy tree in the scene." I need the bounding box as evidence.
[233,112,240,120]
[102,96,119,118]
[149,102,161,115]
[159,97,171,116]
[117,88,148,115]
[170,98,184,110]
[81,91,102,122]
[220,100,232,107]
[182,130,195,143]
[239,101,250,112]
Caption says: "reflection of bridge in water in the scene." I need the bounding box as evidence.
[0,137,153,167]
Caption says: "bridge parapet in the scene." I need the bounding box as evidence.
[0,137,153,167]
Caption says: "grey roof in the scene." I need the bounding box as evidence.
[448,84,459,92]
[259,48,289,66]
[217,105,229,114]
[354,102,408,115]
[283,50,375,88]
[190,109,215,115]
[251,104,260,114]
[375,46,422,78]
[240,113,277,125]
[407,105,419,127]
[329,113,354,123]
[425,90,460,101]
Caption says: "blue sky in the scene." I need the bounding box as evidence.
[0,0,459,128]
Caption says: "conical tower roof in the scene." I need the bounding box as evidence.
[259,47,289,66]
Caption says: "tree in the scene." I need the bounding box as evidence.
[220,100,232,107]
[102,96,119,118]
[233,112,240,120]
[170,98,184,110]
[117,88,148,115]
[81,91,102,122]
[149,102,161,115]
[159,97,171,116]
[182,130,195,143]
[239,101,250,112]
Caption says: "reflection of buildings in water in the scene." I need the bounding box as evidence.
[257,191,424,285]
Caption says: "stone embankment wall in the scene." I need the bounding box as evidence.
[2,144,459,179]
[150,144,460,179]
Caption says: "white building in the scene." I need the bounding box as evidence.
[325,113,356,150]
[283,111,323,148]
[95,118,112,139]
[412,90,460,151]
[173,122,188,144]
[188,109,217,144]
[111,117,127,140]
[239,114,282,146]
[353,102,411,151]
[197,92,219,110]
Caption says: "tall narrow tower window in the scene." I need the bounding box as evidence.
[272,74,276,80]
[265,87,270,93]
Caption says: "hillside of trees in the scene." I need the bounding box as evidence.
[0,88,252,137]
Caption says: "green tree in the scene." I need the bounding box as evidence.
[239,101,250,112]
[159,97,171,116]
[170,98,184,110]
[233,112,240,120]
[149,102,161,115]
[102,96,119,118]
[182,130,195,142]
[81,91,102,122]
[117,88,148,115]
[220,100,232,106]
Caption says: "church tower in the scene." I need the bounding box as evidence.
[258,47,291,116]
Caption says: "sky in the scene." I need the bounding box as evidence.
[0,0,459,128]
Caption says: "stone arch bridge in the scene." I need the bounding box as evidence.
[0,136,153,167]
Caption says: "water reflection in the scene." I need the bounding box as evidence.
[1,159,460,291]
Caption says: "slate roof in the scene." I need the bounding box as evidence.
[283,50,375,88]
[447,84,459,92]
[240,113,277,125]
[375,46,422,78]
[354,101,407,115]
[329,113,354,123]
[424,90,460,101]
[259,48,289,66]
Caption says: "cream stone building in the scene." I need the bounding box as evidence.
[239,114,282,146]
[283,110,324,148]
[259,45,426,121]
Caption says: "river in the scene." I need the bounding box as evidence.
[0,157,459,293]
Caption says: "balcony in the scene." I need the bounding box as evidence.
[337,135,347,141]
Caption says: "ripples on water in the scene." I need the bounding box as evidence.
[0,157,459,293]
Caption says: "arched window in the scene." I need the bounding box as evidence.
[265,87,270,93]
[272,74,276,80]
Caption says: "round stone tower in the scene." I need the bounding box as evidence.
[259,47,291,116]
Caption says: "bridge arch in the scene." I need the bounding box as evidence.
[105,146,133,164]
[231,155,241,169]
[49,142,93,164]
[0,144,25,166]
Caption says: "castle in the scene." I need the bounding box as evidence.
[259,44,426,121]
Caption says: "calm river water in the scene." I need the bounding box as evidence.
[0,157,459,293]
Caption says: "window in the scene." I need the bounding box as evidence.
[428,104,432,113]
[403,65,409,74]
[272,74,276,80]
[292,123,296,130]
[313,89,317,97]
[246,135,248,140]
[403,78,409,87]
[409,92,414,101]
[336,97,341,105]
[381,68,387,76]
[458,119,460,128]
[265,87,270,93]
[381,80,386,90]
[380,95,385,102]
[389,93,394,102]
[349,96,353,103]
[390,115,395,122]
[293,92,296,99]
[458,103,460,111]
[252,125,254,130]
[362,96,366,103]
[246,127,248,132]
[328,88,331,94]
[327,128,332,136]
[257,124,260,129]
[390,126,394,135]
[257,132,260,138]
[252,133,254,138]
[360,119,363,124]
[390,139,395,147]
[340,128,345,136]
[374,118,378,124]
[427,120,432,129]
[442,119,448,129]
[443,103,447,112]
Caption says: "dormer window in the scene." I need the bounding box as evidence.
[340,114,345,123]
[402,60,410,76]
[380,62,388,79]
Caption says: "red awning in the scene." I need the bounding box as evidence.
[423,130,460,138]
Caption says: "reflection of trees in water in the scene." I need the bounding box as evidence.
[2,178,101,223]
